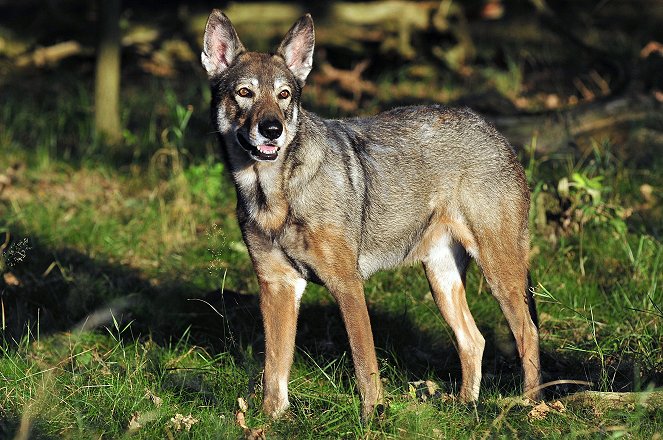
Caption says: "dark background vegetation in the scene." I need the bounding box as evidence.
[2,0,663,160]
[1,0,662,438]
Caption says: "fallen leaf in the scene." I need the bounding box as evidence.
[425,380,439,397]
[550,400,566,413]
[238,396,248,412]
[235,409,266,439]
[528,401,551,420]
[0,174,10,193]
[169,413,199,432]
[545,93,560,109]
[144,388,163,407]
[640,184,654,202]
[244,427,266,440]
[641,40,663,58]
[236,410,248,430]
[128,412,142,432]
[3,272,20,286]
[497,396,534,408]
[407,380,445,402]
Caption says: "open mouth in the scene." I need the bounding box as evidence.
[236,132,280,161]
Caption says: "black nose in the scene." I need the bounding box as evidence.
[258,118,283,140]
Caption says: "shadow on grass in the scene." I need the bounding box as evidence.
[0,228,639,405]
[0,417,60,440]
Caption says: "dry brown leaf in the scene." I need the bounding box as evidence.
[528,401,551,420]
[238,396,249,413]
[640,184,654,202]
[545,94,560,109]
[407,380,448,402]
[425,380,439,396]
[144,388,163,407]
[236,407,266,439]
[0,174,10,194]
[127,412,142,432]
[528,399,567,421]
[243,427,267,440]
[3,272,20,286]
[236,410,248,430]
[550,400,566,413]
[169,413,199,432]
[573,77,595,101]
[641,41,663,58]
[15,41,84,67]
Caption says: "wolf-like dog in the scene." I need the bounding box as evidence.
[201,10,541,420]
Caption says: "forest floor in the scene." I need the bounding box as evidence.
[1,1,662,438]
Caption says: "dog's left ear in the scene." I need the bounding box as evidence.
[278,14,315,84]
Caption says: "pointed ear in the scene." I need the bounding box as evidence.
[277,14,315,84]
[201,10,245,78]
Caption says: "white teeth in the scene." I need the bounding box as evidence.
[257,145,278,154]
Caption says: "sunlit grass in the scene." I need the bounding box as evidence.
[1,77,662,437]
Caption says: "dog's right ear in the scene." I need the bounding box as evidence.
[201,10,245,78]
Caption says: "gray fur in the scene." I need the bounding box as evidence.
[276,106,529,278]
[202,10,540,419]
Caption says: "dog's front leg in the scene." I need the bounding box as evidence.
[303,229,384,421]
[329,277,384,421]
[255,253,306,418]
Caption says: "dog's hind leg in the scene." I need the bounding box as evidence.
[423,236,485,402]
[475,228,541,400]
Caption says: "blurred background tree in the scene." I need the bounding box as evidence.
[1,0,662,162]
[94,0,122,145]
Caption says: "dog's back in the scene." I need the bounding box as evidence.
[286,105,529,278]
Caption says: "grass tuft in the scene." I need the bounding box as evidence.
[1,76,661,438]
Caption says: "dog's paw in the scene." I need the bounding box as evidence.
[262,396,289,419]
[360,402,387,426]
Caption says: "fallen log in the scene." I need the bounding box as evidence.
[561,390,663,410]
[15,41,89,67]
[188,1,445,58]
[491,93,663,152]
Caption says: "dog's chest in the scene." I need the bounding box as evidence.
[234,165,289,233]
[275,220,361,284]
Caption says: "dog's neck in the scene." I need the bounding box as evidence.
[229,109,327,234]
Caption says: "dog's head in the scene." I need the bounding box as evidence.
[201,11,314,163]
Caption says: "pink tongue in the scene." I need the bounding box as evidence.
[258,145,278,154]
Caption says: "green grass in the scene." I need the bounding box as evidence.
[1,75,662,438]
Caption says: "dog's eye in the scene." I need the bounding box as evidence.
[237,87,253,98]
[278,90,291,99]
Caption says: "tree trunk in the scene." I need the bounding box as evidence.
[94,0,122,145]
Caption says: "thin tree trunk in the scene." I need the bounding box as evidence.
[94,0,122,145]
